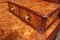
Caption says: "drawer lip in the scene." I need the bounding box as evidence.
[7,1,60,18]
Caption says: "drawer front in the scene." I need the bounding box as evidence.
[19,9,42,30]
[46,10,59,29]
[9,4,20,16]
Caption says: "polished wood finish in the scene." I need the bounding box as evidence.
[7,1,60,33]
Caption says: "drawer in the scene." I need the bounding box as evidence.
[8,1,59,33]
[19,9,42,31]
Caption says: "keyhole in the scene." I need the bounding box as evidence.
[25,16,30,21]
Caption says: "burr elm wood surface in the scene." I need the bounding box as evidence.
[8,0,60,17]
[0,3,44,40]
